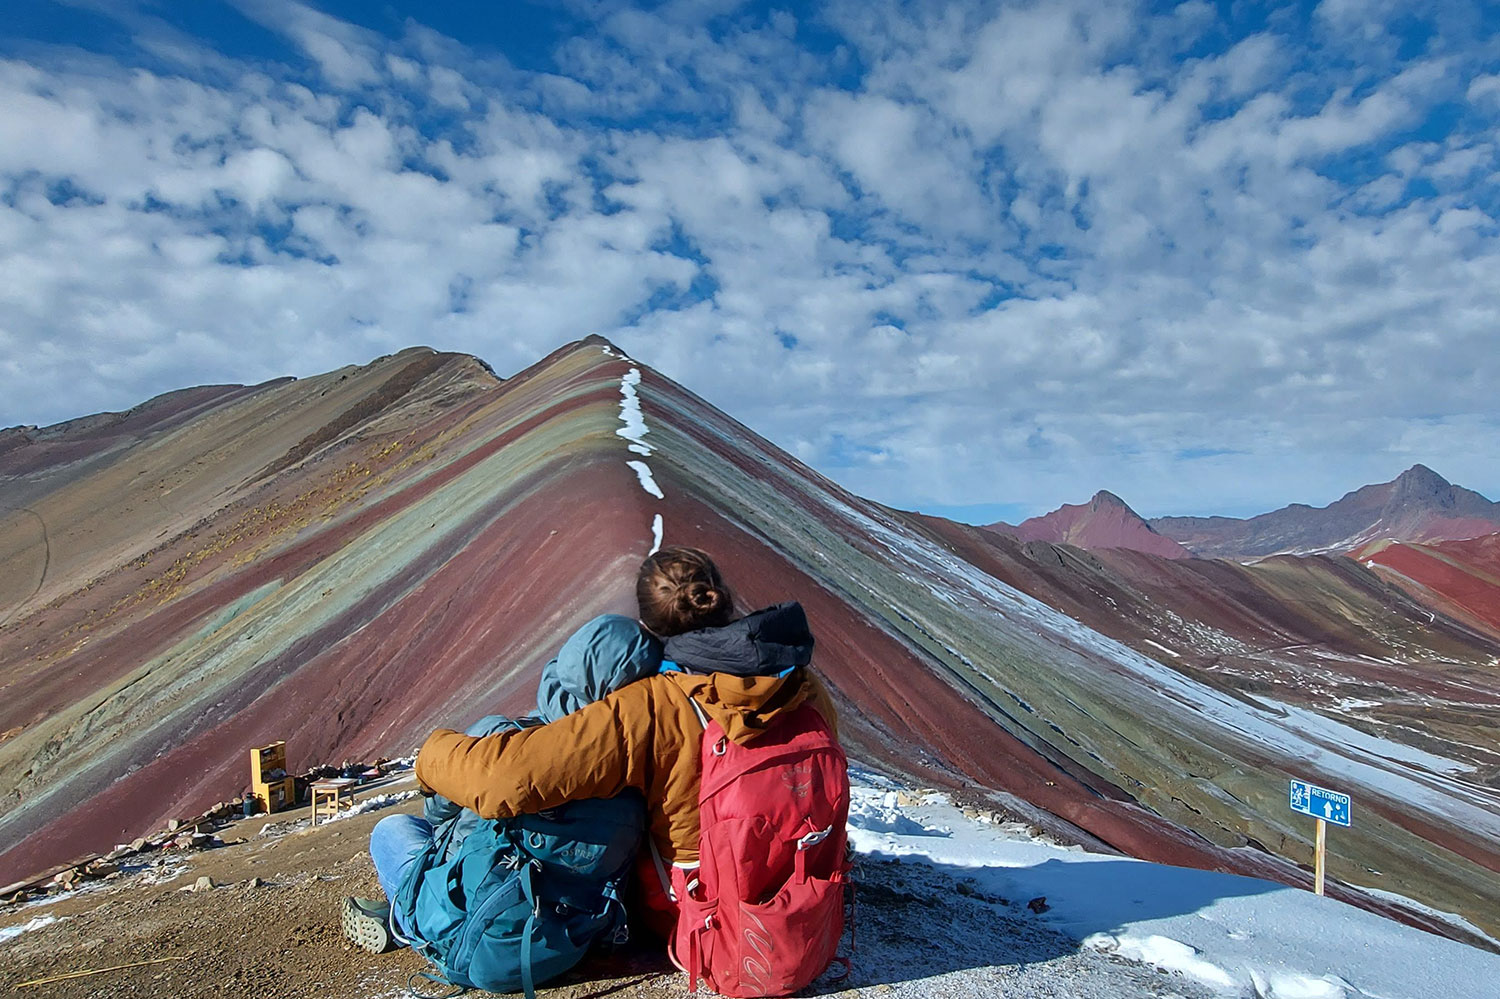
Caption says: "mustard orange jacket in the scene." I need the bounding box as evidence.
[415,667,838,867]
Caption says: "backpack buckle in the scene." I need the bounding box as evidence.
[797,825,832,850]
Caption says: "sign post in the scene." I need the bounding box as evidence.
[1289,779,1351,896]
[1314,814,1327,895]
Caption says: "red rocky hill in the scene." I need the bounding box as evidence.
[988,490,1191,560]
[1354,533,1500,640]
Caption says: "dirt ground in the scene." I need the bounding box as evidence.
[0,797,681,999]
[0,788,1215,999]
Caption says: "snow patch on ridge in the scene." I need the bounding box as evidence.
[1358,884,1500,950]
[650,513,663,555]
[615,368,653,456]
[849,787,951,839]
[627,461,664,499]
[1255,697,1476,776]
[617,367,665,515]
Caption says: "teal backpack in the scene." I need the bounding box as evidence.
[394,615,660,997]
[393,789,643,997]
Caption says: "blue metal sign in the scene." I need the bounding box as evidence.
[1290,779,1351,827]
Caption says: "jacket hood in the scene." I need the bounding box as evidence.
[662,601,814,678]
[535,614,662,722]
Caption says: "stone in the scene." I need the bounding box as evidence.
[129,837,150,852]
[1027,896,1050,914]
[191,876,217,892]
[167,818,182,832]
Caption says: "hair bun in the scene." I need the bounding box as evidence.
[680,581,722,613]
[637,546,736,636]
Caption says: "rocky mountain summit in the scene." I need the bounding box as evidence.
[987,490,1191,559]
[1150,464,1500,560]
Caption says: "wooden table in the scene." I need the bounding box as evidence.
[310,778,360,825]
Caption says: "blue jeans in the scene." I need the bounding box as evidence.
[370,813,433,934]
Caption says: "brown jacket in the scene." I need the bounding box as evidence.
[415,668,837,867]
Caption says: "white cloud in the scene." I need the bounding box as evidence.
[0,0,1498,518]
[1468,73,1500,107]
[233,0,383,90]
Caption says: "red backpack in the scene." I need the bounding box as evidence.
[668,699,851,997]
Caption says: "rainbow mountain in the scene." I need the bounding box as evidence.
[2,339,1497,945]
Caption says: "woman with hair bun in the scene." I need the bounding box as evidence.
[635,545,736,636]
[415,545,840,942]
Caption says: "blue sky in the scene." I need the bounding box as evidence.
[1,1,1498,522]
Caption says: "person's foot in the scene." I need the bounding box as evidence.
[341,896,394,954]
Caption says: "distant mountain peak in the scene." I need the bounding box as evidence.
[990,490,1191,560]
[1392,463,1451,498]
[1152,465,1500,559]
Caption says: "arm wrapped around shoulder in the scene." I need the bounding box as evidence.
[414,727,532,818]
[414,684,654,818]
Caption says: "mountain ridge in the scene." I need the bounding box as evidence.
[1,339,1497,943]
[1150,464,1500,559]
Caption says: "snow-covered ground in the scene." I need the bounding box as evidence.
[845,766,1500,999]
[0,915,56,944]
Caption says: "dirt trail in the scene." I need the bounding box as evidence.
[0,505,49,626]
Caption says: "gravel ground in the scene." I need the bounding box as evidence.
[0,802,1220,999]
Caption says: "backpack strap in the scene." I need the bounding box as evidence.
[393,818,463,953]
[685,695,709,731]
[518,859,541,999]
[683,691,728,759]
[647,835,676,903]
[405,970,465,999]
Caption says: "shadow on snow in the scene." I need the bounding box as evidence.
[808,850,1282,992]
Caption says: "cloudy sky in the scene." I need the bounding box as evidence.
[2,1,1497,522]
